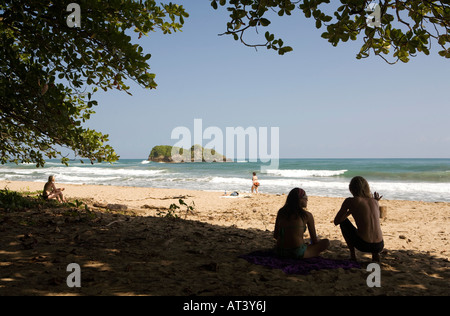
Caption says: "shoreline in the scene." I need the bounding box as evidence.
[2,179,448,204]
[2,157,449,203]
[1,179,449,295]
[2,179,450,229]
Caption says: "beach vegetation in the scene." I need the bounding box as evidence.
[157,198,196,219]
[210,0,449,64]
[63,207,97,222]
[67,199,85,210]
[149,145,182,161]
[149,145,227,163]
[0,187,57,211]
[66,199,97,220]
[0,187,97,223]
[157,203,180,219]
[0,188,34,212]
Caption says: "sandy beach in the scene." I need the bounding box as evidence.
[0,179,449,296]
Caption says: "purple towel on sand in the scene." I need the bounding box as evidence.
[239,250,361,275]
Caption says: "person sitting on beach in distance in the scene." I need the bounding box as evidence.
[43,175,67,203]
[274,188,330,259]
[251,172,259,194]
[334,176,384,262]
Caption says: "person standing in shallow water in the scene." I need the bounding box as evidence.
[274,188,330,259]
[334,176,384,262]
[251,172,259,194]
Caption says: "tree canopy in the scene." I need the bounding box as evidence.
[0,0,188,167]
[210,0,449,63]
[1,0,448,167]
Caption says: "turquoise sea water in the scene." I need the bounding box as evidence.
[1,158,449,202]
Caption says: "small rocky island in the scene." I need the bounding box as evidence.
[148,145,230,163]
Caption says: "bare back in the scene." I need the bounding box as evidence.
[274,211,318,248]
[274,216,306,249]
[335,197,383,244]
[43,181,55,195]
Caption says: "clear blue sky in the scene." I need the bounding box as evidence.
[85,1,450,159]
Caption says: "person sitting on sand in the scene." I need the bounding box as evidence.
[334,176,384,262]
[274,188,330,259]
[43,175,66,203]
[251,172,259,194]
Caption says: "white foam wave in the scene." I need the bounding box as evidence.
[210,177,250,185]
[266,169,347,178]
[201,177,450,201]
[53,175,121,183]
[43,167,165,178]
[5,169,40,175]
[370,181,450,194]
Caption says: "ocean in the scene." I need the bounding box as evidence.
[1,158,449,202]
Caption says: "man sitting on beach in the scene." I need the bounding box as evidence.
[43,175,66,203]
[334,176,384,262]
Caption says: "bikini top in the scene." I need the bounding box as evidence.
[279,224,307,234]
[278,224,307,250]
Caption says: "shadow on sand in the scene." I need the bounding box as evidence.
[0,206,448,296]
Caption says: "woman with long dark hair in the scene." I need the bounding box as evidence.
[274,188,329,259]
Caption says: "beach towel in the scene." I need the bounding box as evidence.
[239,250,361,275]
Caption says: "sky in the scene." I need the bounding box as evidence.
[84,1,450,160]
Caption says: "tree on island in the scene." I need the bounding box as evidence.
[148,145,228,163]
[1,0,448,166]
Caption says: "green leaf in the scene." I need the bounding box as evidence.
[321,32,329,39]
[278,46,293,55]
[260,18,271,26]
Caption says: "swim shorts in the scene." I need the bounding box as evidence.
[275,244,308,259]
[340,219,384,253]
